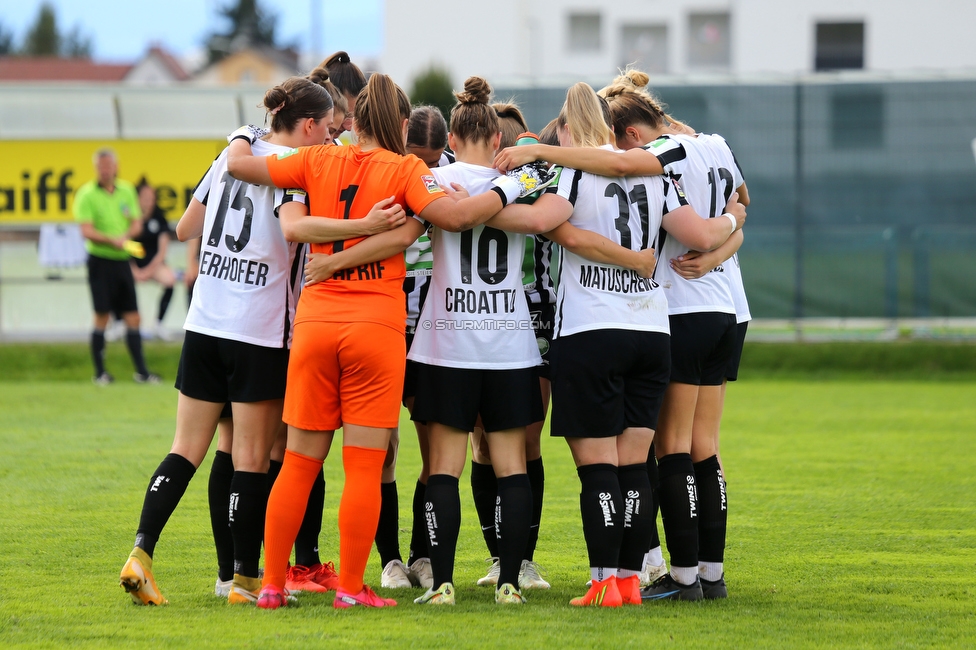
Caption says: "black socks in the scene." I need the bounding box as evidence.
[376,481,402,567]
[229,471,267,578]
[470,461,499,557]
[526,457,545,561]
[125,329,149,377]
[208,450,235,582]
[407,479,427,564]
[657,453,698,570]
[90,329,106,376]
[158,287,173,322]
[495,473,532,587]
[135,453,196,558]
[646,447,661,550]
[618,464,653,572]
[577,463,623,572]
[294,467,324,568]
[694,455,727,564]
[425,474,460,587]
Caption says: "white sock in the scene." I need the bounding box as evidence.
[645,546,665,568]
[670,565,698,586]
[699,561,724,582]
[617,569,639,579]
[590,567,616,582]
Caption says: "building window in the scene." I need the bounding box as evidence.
[815,22,864,71]
[620,24,668,74]
[831,88,884,149]
[688,12,730,70]
[568,13,601,52]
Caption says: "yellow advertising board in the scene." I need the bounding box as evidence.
[0,140,227,224]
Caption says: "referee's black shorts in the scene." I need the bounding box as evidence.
[87,255,138,315]
[550,328,670,438]
[176,330,289,403]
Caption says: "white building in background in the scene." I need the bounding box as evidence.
[381,0,976,87]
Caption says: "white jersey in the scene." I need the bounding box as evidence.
[646,133,739,315]
[550,148,685,339]
[407,162,541,370]
[185,138,306,348]
[695,133,751,323]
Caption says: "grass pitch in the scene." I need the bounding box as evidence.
[1,345,975,648]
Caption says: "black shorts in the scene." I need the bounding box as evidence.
[668,312,738,386]
[411,363,543,433]
[550,329,670,438]
[725,321,749,382]
[87,255,138,315]
[175,330,289,403]
[402,329,420,404]
[528,301,555,380]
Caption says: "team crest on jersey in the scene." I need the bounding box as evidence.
[421,175,441,194]
[276,148,299,160]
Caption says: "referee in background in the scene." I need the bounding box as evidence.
[74,148,159,385]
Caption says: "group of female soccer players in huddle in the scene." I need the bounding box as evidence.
[118,50,749,609]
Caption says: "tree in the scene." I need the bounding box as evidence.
[21,4,59,56]
[19,3,92,58]
[0,21,14,55]
[410,66,455,123]
[206,0,280,63]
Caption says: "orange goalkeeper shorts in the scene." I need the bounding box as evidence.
[283,320,406,431]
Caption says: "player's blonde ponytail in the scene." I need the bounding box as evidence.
[558,82,612,149]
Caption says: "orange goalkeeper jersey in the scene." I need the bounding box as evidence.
[267,144,445,333]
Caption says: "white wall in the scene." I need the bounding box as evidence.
[381,0,976,87]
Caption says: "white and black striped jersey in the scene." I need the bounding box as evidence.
[521,235,558,306]
[404,230,432,330]
[645,133,740,315]
[695,133,751,323]
[549,146,685,339]
[185,138,306,348]
[407,161,541,370]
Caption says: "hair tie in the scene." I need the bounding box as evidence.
[270,102,286,115]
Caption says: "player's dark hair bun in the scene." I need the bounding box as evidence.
[307,66,330,86]
[326,51,351,66]
[455,76,491,105]
[263,85,288,112]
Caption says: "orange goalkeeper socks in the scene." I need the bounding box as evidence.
[262,449,323,590]
[337,445,386,593]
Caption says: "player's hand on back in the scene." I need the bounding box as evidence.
[360,196,406,235]
[304,252,336,287]
[634,247,658,279]
[440,182,469,202]
[670,250,712,280]
[493,145,539,173]
[725,191,746,230]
